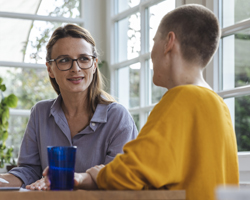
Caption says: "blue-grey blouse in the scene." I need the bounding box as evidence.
[9,95,138,186]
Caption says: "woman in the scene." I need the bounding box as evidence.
[0,24,137,189]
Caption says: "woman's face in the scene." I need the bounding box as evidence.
[46,37,97,96]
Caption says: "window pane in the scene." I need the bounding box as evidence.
[115,0,140,14]
[7,116,29,159]
[132,114,140,131]
[0,18,79,64]
[0,0,80,18]
[116,63,140,108]
[147,60,167,105]
[0,0,41,14]
[148,0,175,52]
[23,21,78,64]
[37,0,80,18]
[116,13,141,63]
[1,67,57,110]
[225,95,250,151]
[220,28,250,90]
[0,18,33,62]
[222,0,250,28]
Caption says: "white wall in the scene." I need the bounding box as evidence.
[83,0,107,62]
[82,0,110,92]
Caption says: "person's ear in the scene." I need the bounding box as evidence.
[46,62,55,78]
[164,31,176,54]
[93,58,98,74]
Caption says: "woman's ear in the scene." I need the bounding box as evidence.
[46,62,55,78]
[164,31,176,54]
[93,58,98,74]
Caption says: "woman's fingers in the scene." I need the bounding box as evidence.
[26,177,46,190]
[74,173,81,189]
[86,164,105,183]
[43,166,51,190]
[43,166,49,177]
[86,164,105,173]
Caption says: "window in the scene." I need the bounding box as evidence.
[214,0,250,151]
[109,0,176,130]
[0,0,83,159]
[206,0,250,182]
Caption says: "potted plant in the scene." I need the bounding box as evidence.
[0,77,18,171]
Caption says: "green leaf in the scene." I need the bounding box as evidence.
[5,94,18,108]
[0,78,2,85]
[1,131,8,143]
[3,121,8,129]
[0,84,6,92]
[0,130,3,141]
[2,107,9,124]
[0,106,3,116]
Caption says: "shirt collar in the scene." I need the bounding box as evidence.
[49,94,109,124]
[49,94,62,117]
[90,103,109,123]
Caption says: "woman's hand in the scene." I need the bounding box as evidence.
[0,174,23,187]
[26,177,47,190]
[86,164,105,184]
[43,166,98,190]
[74,172,98,190]
[43,167,51,190]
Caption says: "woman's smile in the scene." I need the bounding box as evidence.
[67,76,85,84]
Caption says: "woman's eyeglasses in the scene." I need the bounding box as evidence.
[48,54,96,71]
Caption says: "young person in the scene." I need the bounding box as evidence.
[0,24,138,189]
[45,4,239,200]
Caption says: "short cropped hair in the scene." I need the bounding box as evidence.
[159,4,220,67]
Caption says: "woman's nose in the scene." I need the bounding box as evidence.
[71,59,81,71]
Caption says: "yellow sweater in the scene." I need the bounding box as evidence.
[97,85,239,200]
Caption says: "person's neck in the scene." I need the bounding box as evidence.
[60,91,88,118]
[167,58,212,90]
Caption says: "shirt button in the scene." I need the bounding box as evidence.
[92,123,96,126]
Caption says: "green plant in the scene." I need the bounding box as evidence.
[0,77,18,168]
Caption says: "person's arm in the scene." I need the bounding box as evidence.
[0,173,23,187]
[86,165,105,185]
[96,96,184,190]
[8,106,43,187]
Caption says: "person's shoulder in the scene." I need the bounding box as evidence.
[155,85,215,110]
[167,85,217,99]
[31,98,56,112]
[105,102,137,132]
[34,98,56,107]
[106,102,135,123]
[107,102,130,115]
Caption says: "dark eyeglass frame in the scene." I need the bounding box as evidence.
[48,54,97,71]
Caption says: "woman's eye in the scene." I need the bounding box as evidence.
[79,56,90,62]
[58,58,70,63]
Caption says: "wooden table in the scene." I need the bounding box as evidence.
[0,190,185,200]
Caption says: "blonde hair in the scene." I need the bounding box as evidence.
[46,24,115,118]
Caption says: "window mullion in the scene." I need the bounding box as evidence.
[0,11,83,23]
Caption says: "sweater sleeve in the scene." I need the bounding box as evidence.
[96,93,185,189]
